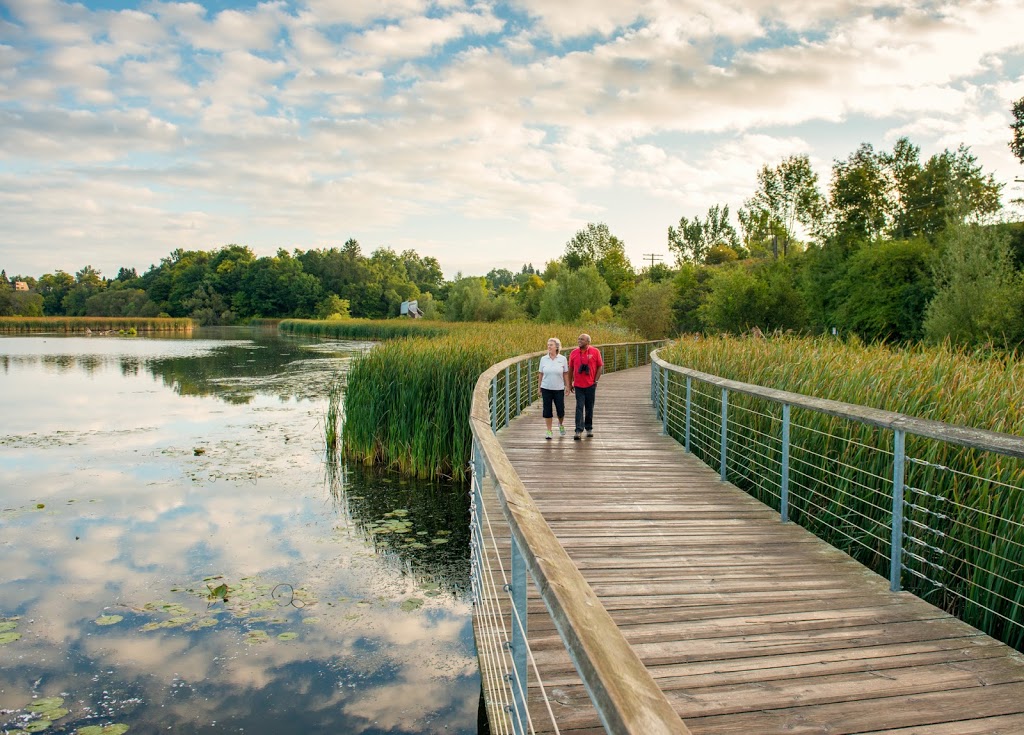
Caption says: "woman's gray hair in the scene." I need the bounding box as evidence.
[547,337,562,353]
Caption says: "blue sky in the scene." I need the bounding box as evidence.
[1,0,1023,279]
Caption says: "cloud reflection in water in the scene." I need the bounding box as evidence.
[0,333,478,734]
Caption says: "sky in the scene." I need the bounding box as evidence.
[1,0,1023,281]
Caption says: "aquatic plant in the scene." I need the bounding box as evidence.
[324,375,344,453]
[0,316,192,333]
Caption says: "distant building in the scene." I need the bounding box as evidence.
[400,300,422,318]
[14,281,28,292]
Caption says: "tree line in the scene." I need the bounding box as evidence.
[4,105,1024,349]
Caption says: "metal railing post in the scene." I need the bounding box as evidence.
[720,388,728,481]
[490,377,497,432]
[890,429,906,592]
[504,366,511,427]
[515,362,521,416]
[613,346,617,372]
[509,536,529,734]
[781,403,790,523]
[684,377,692,452]
[650,360,656,404]
[661,367,669,435]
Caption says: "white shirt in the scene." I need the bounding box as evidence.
[538,354,568,390]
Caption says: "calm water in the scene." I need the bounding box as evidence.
[0,328,480,734]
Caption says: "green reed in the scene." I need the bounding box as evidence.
[280,318,448,340]
[337,322,638,482]
[0,316,193,333]
[659,335,1024,650]
[324,375,344,454]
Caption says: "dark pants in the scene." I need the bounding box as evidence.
[574,385,596,433]
[541,388,565,419]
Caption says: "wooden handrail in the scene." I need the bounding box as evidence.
[651,350,1024,459]
[470,343,691,735]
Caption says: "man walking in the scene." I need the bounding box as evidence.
[567,333,603,440]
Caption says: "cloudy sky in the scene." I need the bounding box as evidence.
[1,0,1023,280]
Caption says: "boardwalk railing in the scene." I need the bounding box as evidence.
[469,341,690,735]
[651,349,1024,652]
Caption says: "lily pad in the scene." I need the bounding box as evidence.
[301,617,320,625]
[0,631,22,644]
[0,621,18,632]
[38,708,70,721]
[25,721,52,732]
[430,538,449,545]
[76,726,129,735]
[400,598,424,612]
[94,615,123,626]
[277,632,298,641]
[27,698,64,712]
[245,630,269,643]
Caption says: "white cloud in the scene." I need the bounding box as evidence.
[1,0,1023,278]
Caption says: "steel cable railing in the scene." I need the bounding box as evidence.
[470,341,691,735]
[651,351,1024,652]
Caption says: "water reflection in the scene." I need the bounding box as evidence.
[0,331,478,735]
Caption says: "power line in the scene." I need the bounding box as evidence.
[642,253,663,268]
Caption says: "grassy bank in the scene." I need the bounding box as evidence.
[659,335,1024,649]
[0,316,193,333]
[334,321,638,481]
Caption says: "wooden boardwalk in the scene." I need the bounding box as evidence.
[489,366,1024,734]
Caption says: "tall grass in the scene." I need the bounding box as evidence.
[280,318,448,340]
[337,322,638,481]
[659,335,1024,650]
[0,316,193,333]
[324,375,344,454]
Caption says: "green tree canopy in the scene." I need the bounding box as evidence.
[668,204,739,264]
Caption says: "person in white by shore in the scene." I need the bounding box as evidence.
[537,337,569,440]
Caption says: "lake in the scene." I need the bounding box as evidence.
[0,328,481,734]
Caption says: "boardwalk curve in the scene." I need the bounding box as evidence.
[475,363,1024,734]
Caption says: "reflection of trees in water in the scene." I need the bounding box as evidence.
[331,461,471,598]
[146,333,361,404]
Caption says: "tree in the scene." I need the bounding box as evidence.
[923,222,1024,347]
[831,238,933,342]
[620,281,676,338]
[444,277,490,321]
[563,222,621,270]
[595,240,635,305]
[401,250,444,295]
[1010,97,1024,166]
[85,287,157,317]
[486,268,516,290]
[62,265,106,316]
[668,204,739,264]
[36,271,75,315]
[537,265,611,323]
[744,155,825,247]
[828,143,890,244]
[316,295,351,320]
[698,262,806,334]
[894,146,1002,238]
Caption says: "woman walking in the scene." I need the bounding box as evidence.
[537,337,569,440]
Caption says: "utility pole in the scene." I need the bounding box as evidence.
[642,253,663,268]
